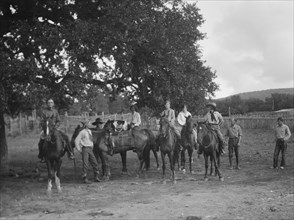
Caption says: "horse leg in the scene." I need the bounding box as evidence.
[188,147,194,174]
[120,151,128,174]
[161,151,166,184]
[181,149,186,174]
[213,152,223,181]
[210,156,213,176]
[46,160,53,195]
[152,149,160,170]
[103,152,111,180]
[169,152,176,184]
[204,153,209,181]
[55,159,62,193]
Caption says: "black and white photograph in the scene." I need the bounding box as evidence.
[0,0,293,219]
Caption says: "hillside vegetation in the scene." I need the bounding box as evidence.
[218,88,293,101]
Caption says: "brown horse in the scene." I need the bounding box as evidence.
[158,117,181,184]
[196,122,223,181]
[180,115,196,173]
[42,119,71,194]
[104,120,160,176]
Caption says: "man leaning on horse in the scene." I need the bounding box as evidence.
[38,98,74,162]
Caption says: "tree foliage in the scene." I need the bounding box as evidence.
[0,0,218,170]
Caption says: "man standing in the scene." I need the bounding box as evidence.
[272,117,291,170]
[38,99,74,162]
[225,118,242,170]
[92,118,104,131]
[74,119,100,183]
[199,102,226,155]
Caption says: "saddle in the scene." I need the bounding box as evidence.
[112,130,135,149]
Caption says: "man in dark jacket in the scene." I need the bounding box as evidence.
[38,99,74,162]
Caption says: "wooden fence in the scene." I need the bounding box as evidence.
[5,113,294,136]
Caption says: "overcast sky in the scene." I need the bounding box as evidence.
[192,0,293,98]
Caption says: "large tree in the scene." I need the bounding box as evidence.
[0,0,218,171]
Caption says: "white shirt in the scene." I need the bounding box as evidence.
[130,111,141,126]
[74,128,94,152]
[177,111,192,126]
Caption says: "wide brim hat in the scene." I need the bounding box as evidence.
[92,118,104,125]
[206,102,217,109]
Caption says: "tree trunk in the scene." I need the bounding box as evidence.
[0,110,8,174]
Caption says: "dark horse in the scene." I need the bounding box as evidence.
[42,119,72,194]
[158,117,181,184]
[99,120,160,178]
[196,122,223,181]
[180,115,197,174]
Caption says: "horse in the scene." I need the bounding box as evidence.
[180,115,197,174]
[158,117,181,184]
[101,120,160,176]
[41,118,72,194]
[196,122,223,181]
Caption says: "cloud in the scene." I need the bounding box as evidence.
[197,0,293,98]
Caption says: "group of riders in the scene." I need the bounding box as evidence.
[38,98,291,182]
[38,99,226,162]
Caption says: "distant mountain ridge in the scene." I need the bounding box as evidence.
[217,88,294,101]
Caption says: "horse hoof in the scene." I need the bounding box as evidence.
[173,180,177,184]
[57,188,62,193]
[121,171,128,175]
[190,171,195,175]
[157,167,160,171]
[204,178,208,182]
[162,180,166,185]
[220,177,224,182]
[182,169,186,174]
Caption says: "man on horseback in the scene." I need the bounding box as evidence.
[176,104,198,149]
[38,99,75,162]
[198,102,226,155]
[129,104,141,129]
[160,100,180,136]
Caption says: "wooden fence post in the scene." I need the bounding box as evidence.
[19,112,22,135]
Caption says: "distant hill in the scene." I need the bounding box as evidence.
[217,88,294,101]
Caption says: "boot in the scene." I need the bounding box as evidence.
[83,176,92,184]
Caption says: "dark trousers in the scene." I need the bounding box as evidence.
[228,138,239,166]
[82,147,99,177]
[273,139,287,168]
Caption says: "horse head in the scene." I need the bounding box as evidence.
[159,117,171,138]
[196,122,212,147]
[103,120,116,134]
[185,115,194,134]
[42,117,56,142]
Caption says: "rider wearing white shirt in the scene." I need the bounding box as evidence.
[130,105,141,129]
[176,105,198,149]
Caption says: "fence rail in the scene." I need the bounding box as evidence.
[5,113,294,136]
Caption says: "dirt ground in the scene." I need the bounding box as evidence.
[0,129,293,220]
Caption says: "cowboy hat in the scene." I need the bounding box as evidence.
[92,118,104,126]
[206,102,217,109]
